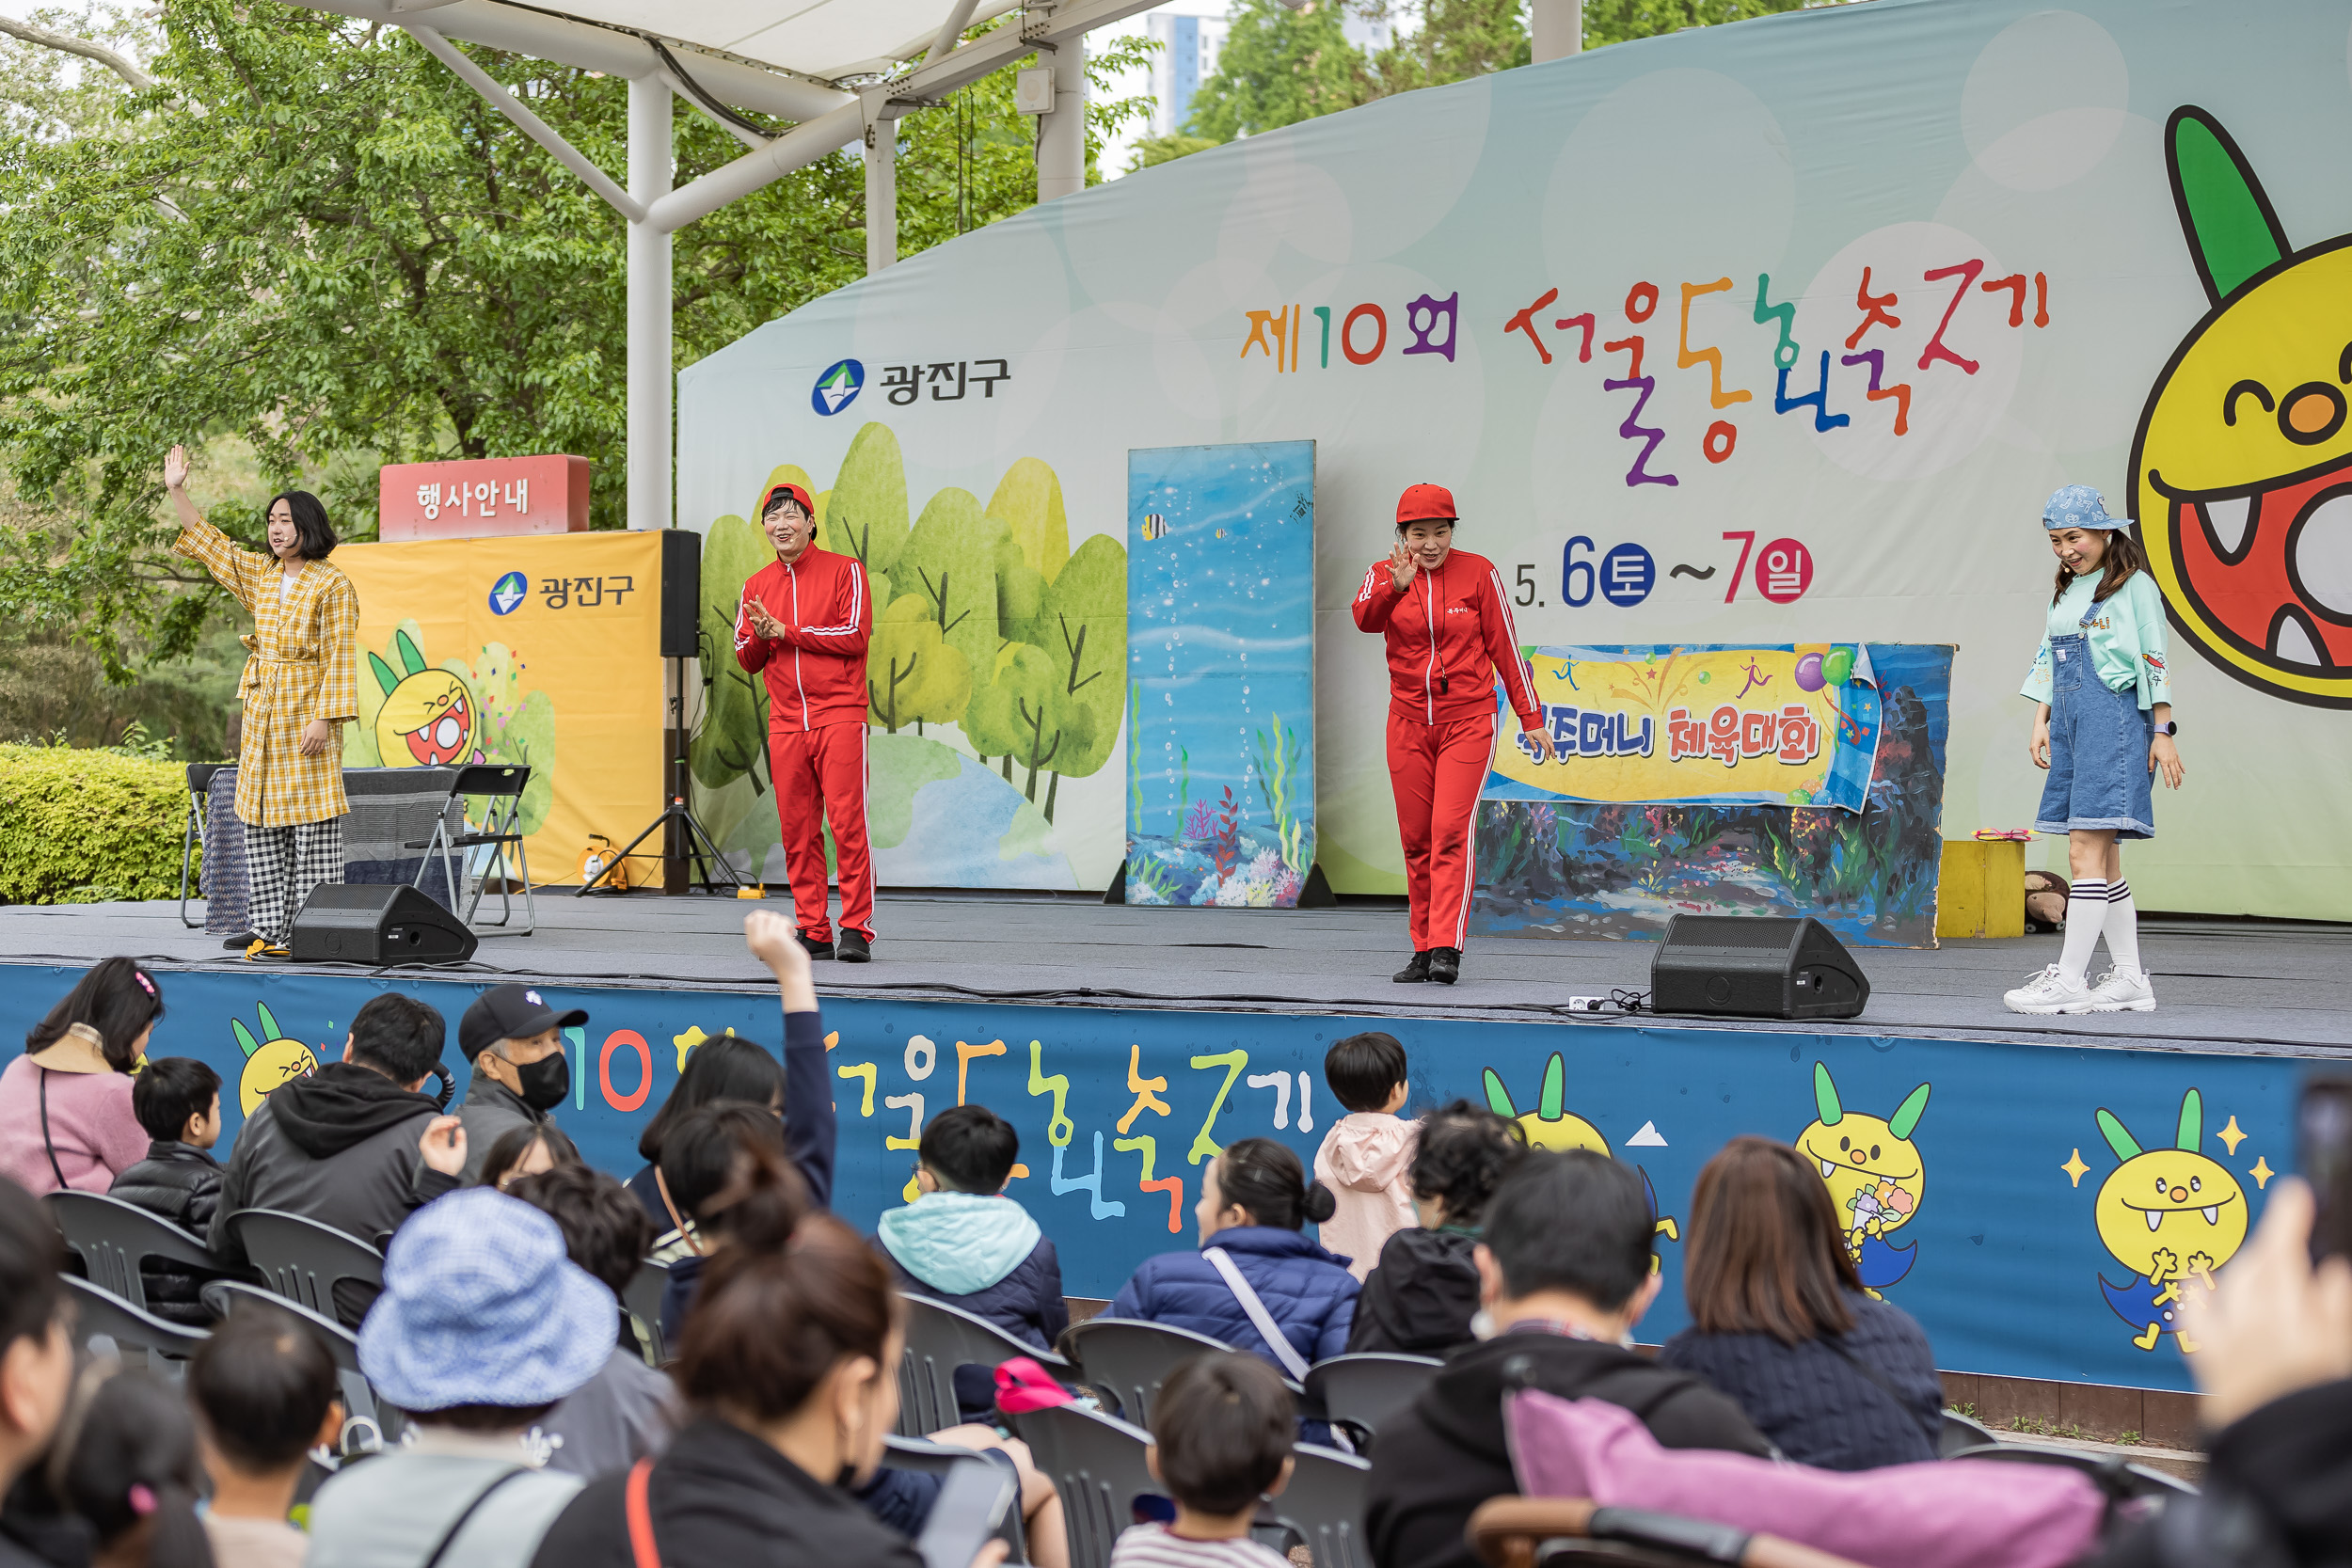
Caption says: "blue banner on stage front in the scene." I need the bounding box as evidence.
[2,962,2295,1398]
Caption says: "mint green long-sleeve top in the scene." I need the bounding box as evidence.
[2020,569,2173,712]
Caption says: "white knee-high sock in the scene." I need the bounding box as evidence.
[2104,879,2140,974]
[2058,879,2108,985]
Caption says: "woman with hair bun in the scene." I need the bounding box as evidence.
[50,1362,217,1568]
[1107,1137,1359,1381]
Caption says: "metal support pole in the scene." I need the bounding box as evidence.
[1531,0,1581,62]
[1036,43,1086,203]
[865,111,898,274]
[627,75,672,534]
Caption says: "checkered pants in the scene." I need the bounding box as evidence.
[243,818,344,942]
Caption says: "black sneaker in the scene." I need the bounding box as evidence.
[1427,946,1461,985]
[796,930,835,960]
[221,932,260,950]
[1392,950,1432,983]
[837,930,871,964]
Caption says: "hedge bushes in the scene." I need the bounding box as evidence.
[0,744,192,904]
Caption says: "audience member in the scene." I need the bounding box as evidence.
[653,1102,808,1344]
[478,1122,580,1192]
[1109,1138,1359,1381]
[48,1364,215,1568]
[505,1164,680,1478]
[623,1033,784,1259]
[209,992,467,1325]
[108,1057,230,1325]
[0,1177,76,1568]
[1658,1136,1942,1469]
[878,1103,1068,1352]
[307,1188,610,1568]
[187,1303,343,1568]
[1314,1032,1420,1282]
[1347,1099,1524,1355]
[531,1211,1001,1568]
[1110,1352,1295,1568]
[453,986,585,1185]
[0,959,159,1196]
[1365,1150,1770,1568]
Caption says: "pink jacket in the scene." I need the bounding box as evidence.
[1314,1113,1421,1281]
[0,1055,147,1196]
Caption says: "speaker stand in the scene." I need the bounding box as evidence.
[578,793,744,897]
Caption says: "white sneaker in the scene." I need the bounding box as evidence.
[2004,964,2095,1015]
[2087,967,2156,1013]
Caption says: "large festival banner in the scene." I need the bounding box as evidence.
[678,0,2352,920]
[334,533,665,876]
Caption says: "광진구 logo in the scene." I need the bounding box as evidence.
[488,571,528,615]
[811,358,864,416]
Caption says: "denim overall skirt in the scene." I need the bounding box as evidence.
[2035,612,2155,840]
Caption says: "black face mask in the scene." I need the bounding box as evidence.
[515,1051,570,1113]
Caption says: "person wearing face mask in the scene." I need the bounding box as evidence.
[163,443,359,958]
[455,986,587,1185]
[1353,484,1557,989]
[736,482,878,963]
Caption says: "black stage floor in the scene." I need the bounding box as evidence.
[1,893,2345,1058]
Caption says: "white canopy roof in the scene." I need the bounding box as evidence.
[529,1,1021,82]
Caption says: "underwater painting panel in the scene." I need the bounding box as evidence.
[1125,443,1317,907]
[1472,644,1954,946]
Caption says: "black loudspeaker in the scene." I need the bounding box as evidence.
[660,528,701,658]
[290,884,478,965]
[1650,914,1868,1021]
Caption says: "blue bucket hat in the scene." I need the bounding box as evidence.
[2042,484,2118,531]
[358,1188,615,1412]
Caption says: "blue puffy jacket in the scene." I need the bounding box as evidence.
[1107,1227,1359,1374]
[878,1191,1070,1353]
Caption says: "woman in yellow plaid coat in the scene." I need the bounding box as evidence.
[165,445,360,951]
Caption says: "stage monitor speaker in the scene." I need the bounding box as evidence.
[1650,914,1868,1021]
[290,884,478,965]
[660,528,701,659]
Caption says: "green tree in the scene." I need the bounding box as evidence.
[894,487,1005,735]
[821,422,912,607]
[866,594,973,734]
[1022,533,1128,822]
[689,515,773,792]
[965,643,1091,815]
[1581,0,1828,48]
[1184,0,1373,141]
[1125,134,1219,173]
[1369,0,1530,93]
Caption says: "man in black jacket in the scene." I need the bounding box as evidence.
[453,984,586,1184]
[209,992,468,1324]
[1367,1149,1771,1568]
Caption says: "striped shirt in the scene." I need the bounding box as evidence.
[1106,1522,1293,1568]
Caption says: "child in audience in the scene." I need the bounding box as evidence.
[477,1122,581,1191]
[188,1303,344,1568]
[51,1364,215,1568]
[1347,1099,1524,1355]
[1111,1352,1296,1568]
[108,1056,228,1324]
[879,1103,1068,1351]
[1313,1033,1419,1281]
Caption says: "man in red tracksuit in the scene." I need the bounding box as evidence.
[1353,483,1556,985]
[735,482,877,961]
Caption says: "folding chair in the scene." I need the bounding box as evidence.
[1468,1497,1870,1568]
[625,1257,670,1368]
[1936,1411,2000,1457]
[898,1293,1074,1436]
[883,1436,1031,1563]
[1944,1442,2195,1498]
[1303,1352,1443,1451]
[1062,1316,1269,1429]
[223,1209,384,1326]
[202,1279,405,1452]
[178,762,225,928]
[407,764,535,934]
[1260,1441,1374,1568]
[47,1192,223,1317]
[64,1276,208,1379]
[1006,1402,1165,1568]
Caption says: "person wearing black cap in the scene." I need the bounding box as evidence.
[455,984,587,1186]
[1353,483,1556,987]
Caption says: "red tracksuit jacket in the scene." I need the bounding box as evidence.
[1352,548,1542,731]
[734,546,873,729]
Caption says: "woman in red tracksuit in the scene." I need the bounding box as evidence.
[736,482,877,962]
[1353,483,1555,985]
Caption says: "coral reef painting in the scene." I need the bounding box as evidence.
[1471,645,1953,947]
[1125,443,1317,908]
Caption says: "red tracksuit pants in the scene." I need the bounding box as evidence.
[1387,709,1498,953]
[767,721,874,941]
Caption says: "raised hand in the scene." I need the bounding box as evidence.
[1387,543,1416,593]
[418,1115,468,1178]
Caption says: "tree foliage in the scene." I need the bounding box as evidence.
[1184,0,1372,142]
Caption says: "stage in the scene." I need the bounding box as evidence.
[1,892,2344,1056]
[3,892,2346,1400]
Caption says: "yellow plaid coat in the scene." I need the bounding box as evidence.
[173,515,360,826]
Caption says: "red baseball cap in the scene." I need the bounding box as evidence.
[1395,483,1457,526]
[761,482,815,517]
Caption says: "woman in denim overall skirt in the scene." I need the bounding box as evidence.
[2005,486,2185,1015]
